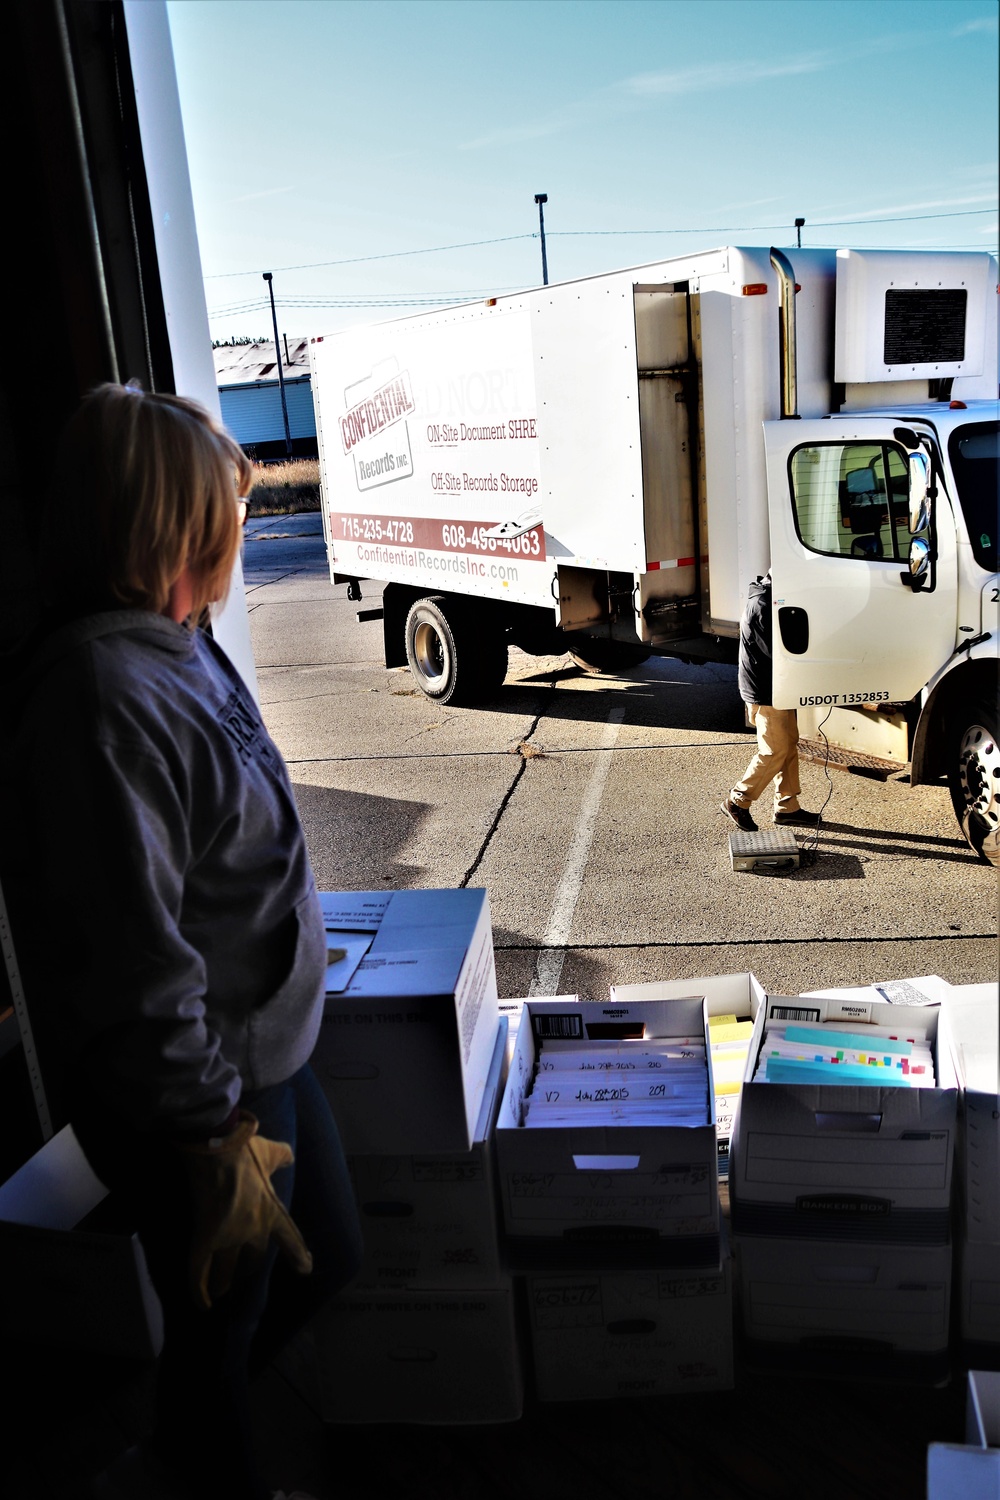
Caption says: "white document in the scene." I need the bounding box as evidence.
[325,931,376,994]
[318,890,391,931]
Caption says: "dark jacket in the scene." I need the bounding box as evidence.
[4,611,326,1135]
[737,575,772,706]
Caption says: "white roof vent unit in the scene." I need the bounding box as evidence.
[834,248,994,383]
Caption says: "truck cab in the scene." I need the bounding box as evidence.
[765,401,998,862]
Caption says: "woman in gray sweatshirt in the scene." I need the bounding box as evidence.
[6,384,361,1500]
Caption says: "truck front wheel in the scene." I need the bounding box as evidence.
[948,697,1000,865]
[404,595,508,705]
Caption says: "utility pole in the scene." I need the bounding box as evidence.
[262,271,293,457]
[534,194,549,286]
[795,217,805,249]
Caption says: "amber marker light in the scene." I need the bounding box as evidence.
[742,283,768,295]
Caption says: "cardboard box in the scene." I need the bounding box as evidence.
[312,887,500,1153]
[349,1020,507,1289]
[928,1370,1000,1499]
[499,994,578,1068]
[317,1281,523,1424]
[526,1251,733,1401]
[959,1238,1000,1350]
[609,972,766,1180]
[945,982,1000,1244]
[495,997,719,1265]
[737,1235,951,1356]
[730,988,958,1241]
[0,1127,162,1360]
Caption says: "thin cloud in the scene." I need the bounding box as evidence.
[461,25,989,153]
[461,48,831,150]
[817,192,999,223]
[952,16,999,35]
[625,53,829,96]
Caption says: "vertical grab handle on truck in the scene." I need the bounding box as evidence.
[770,247,799,420]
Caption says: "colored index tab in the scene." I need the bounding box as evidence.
[708,1014,739,1028]
[710,1021,755,1043]
[766,1058,913,1087]
[784,1026,912,1056]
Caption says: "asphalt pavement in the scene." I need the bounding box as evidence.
[242,511,994,1000]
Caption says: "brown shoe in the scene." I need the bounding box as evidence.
[774,808,821,826]
[720,799,758,832]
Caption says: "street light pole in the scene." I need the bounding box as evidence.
[262,271,293,458]
[534,194,549,286]
[795,217,805,249]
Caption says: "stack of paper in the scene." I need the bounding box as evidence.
[318,890,390,993]
[522,1038,710,1127]
[708,1015,755,1100]
[752,1021,936,1088]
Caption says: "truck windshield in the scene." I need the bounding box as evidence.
[948,422,999,572]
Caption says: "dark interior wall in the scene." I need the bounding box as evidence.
[0,0,176,1173]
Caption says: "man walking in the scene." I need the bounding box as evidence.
[721,573,821,833]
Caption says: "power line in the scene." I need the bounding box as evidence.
[208,289,526,315]
[203,234,530,278]
[203,206,996,280]
[554,208,998,234]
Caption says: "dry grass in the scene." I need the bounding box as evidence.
[246,458,321,516]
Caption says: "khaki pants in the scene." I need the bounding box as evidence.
[730,705,801,814]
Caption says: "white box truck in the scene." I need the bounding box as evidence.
[309,246,999,860]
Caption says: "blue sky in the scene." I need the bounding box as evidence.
[165,0,999,341]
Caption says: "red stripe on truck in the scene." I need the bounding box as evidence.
[329,510,545,560]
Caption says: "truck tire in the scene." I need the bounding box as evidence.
[570,641,652,675]
[948,696,1000,865]
[404,595,508,705]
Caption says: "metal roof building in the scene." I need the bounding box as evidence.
[214,338,317,458]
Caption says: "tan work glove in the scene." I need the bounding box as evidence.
[177,1111,313,1310]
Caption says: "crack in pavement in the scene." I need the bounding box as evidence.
[283,739,751,764]
[459,676,561,888]
[495,931,994,951]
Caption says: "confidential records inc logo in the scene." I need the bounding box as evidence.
[341,357,415,493]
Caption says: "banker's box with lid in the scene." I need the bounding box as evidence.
[944,981,1000,1245]
[730,982,958,1242]
[317,1283,523,1424]
[495,997,719,1266]
[944,981,1000,1351]
[738,1235,951,1363]
[347,1019,507,1289]
[526,1247,734,1401]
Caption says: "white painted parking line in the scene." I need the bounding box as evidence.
[529,701,626,995]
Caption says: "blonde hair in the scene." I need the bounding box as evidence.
[44,384,252,623]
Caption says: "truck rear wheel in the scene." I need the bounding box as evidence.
[570,640,652,675]
[404,595,508,705]
[948,696,1000,865]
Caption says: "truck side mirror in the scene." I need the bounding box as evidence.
[907,535,931,590]
[907,451,931,534]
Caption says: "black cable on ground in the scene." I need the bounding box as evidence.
[794,705,835,869]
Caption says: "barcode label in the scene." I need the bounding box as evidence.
[533,1013,584,1039]
[769,1005,821,1022]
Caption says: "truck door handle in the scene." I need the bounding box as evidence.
[778,606,809,654]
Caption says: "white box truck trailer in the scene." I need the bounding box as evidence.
[309,246,999,860]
